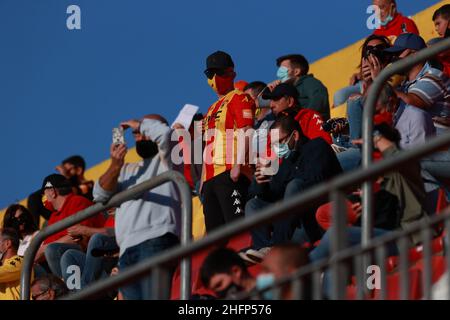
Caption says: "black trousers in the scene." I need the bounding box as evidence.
[202,171,250,233]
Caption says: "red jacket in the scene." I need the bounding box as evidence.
[373,13,419,38]
[294,109,332,144]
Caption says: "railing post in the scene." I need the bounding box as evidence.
[330,189,348,300]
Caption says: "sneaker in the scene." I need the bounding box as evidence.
[245,247,272,263]
[238,251,259,265]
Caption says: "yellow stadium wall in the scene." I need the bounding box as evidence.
[0,1,447,234]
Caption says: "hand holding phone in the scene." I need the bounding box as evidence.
[112,127,125,146]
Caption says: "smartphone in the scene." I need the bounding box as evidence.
[260,165,277,176]
[112,127,125,145]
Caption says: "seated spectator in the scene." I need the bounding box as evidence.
[33,174,105,277]
[318,123,429,244]
[27,155,94,225]
[0,228,23,300]
[385,33,450,135]
[31,274,68,300]
[269,54,330,121]
[257,244,311,300]
[93,114,181,300]
[332,35,391,109]
[3,204,38,257]
[429,5,450,77]
[200,248,255,299]
[263,83,332,144]
[372,0,419,39]
[241,115,342,263]
[244,81,275,129]
[59,210,117,292]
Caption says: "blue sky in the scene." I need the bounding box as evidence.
[0,0,441,208]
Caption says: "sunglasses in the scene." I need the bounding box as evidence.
[204,68,227,80]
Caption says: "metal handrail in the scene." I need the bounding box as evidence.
[20,170,192,300]
[361,37,450,246]
[67,130,450,300]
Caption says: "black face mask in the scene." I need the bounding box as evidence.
[216,283,244,299]
[136,140,159,159]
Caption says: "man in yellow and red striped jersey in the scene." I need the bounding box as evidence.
[202,51,255,232]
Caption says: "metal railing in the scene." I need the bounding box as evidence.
[57,37,450,300]
[20,170,192,300]
[67,130,450,300]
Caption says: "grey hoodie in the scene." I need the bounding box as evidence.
[93,119,181,256]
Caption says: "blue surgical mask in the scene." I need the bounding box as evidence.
[257,95,271,108]
[273,132,294,159]
[276,66,291,83]
[380,14,393,26]
[256,273,276,300]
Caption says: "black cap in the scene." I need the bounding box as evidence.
[41,174,72,191]
[205,51,234,71]
[262,83,299,101]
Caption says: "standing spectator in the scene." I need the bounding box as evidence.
[34,174,105,277]
[0,228,23,300]
[269,54,330,121]
[93,114,181,300]
[200,248,255,299]
[373,0,419,39]
[241,115,342,263]
[201,51,255,232]
[2,204,38,257]
[263,83,332,144]
[31,274,68,300]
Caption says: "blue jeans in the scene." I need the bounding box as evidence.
[60,233,118,290]
[333,83,361,107]
[309,227,397,299]
[347,96,364,142]
[336,147,362,172]
[45,242,82,277]
[118,233,179,300]
[421,148,450,201]
[245,179,323,249]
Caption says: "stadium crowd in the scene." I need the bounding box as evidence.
[1,1,449,300]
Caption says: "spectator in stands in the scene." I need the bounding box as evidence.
[241,115,342,264]
[263,83,332,144]
[200,248,255,299]
[428,5,450,77]
[332,35,392,146]
[56,155,94,201]
[317,123,429,244]
[201,51,255,233]
[269,54,330,121]
[0,228,23,300]
[244,81,274,129]
[257,244,311,300]
[372,0,419,39]
[385,33,450,135]
[93,114,181,300]
[433,4,450,38]
[59,209,117,292]
[172,113,204,195]
[27,155,94,225]
[31,274,68,300]
[34,174,105,277]
[3,204,38,257]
